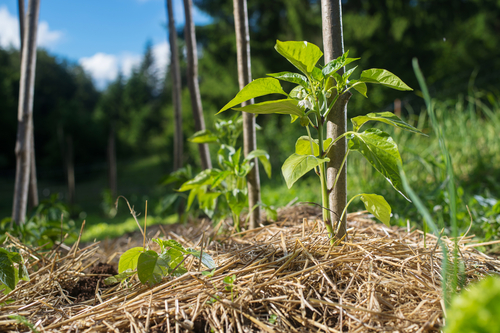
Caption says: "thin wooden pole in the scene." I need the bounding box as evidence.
[12,0,40,225]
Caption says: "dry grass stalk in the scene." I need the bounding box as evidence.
[1,206,499,332]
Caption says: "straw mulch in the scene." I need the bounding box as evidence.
[2,206,500,333]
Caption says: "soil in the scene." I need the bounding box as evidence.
[68,262,117,303]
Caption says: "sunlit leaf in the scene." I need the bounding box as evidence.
[359,194,391,226]
[118,247,144,273]
[282,154,329,189]
[188,129,218,143]
[351,111,426,135]
[359,69,412,91]
[245,149,272,178]
[233,99,305,118]
[267,72,308,87]
[275,40,323,75]
[219,78,287,113]
[349,129,409,200]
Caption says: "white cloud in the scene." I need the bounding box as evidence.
[79,41,170,90]
[0,6,21,48]
[0,5,63,49]
[152,40,170,79]
[79,53,119,89]
[37,21,63,47]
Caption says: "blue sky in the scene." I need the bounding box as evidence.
[0,0,212,88]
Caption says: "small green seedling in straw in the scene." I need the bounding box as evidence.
[219,40,426,241]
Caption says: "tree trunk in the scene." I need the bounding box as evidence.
[322,0,351,239]
[183,0,211,170]
[166,0,184,171]
[12,0,40,225]
[65,135,75,206]
[233,0,261,229]
[18,0,39,211]
[107,122,117,198]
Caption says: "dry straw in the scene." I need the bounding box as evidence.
[2,206,499,332]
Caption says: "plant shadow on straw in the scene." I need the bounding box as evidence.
[400,59,466,309]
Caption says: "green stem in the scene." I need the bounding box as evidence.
[331,148,350,193]
[317,116,334,239]
[336,194,362,235]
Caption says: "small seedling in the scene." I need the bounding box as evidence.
[223,274,237,301]
[0,248,29,295]
[219,40,426,240]
[105,239,216,286]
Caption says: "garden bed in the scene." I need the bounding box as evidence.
[2,206,499,332]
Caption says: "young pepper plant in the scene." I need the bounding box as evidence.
[179,115,275,232]
[218,40,425,240]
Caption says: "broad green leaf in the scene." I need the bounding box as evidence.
[0,251,15,290]
[118,247,144,273]
[295,136,332,156]
[226,189,247,217]
[282,154,329,189]
[186,186,202,211]
[359,69,412,91]
[137,250,165,285]
[178,169,220,191]
[349,81,367,98]
[188,130,218,144]
[350,129,408,200]
[211,170,232,188]
[104,269,136,285]
[359,194,391,226]
[275,40,323,75]
[198,191,221,218]
[245,149,272,178]
[350,111,427,135]
[219,78,287,113]
[233,99,305,118]
[322,52,359,76]
[166,248,187,276]
[187,249,216,270]
[267,72,308,87]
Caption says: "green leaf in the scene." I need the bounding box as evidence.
[350,111,427,135]
[224,274,236,285]
[295,136,332,156]
[289,85,307,100]
[275,40,323,75]
[155,239,187,253]
[359,194,391,226]
[198,191,221,218]
[166,248,187,276]
[137,250,165,285]
[282,154,329,189]
[342,66,357,81]
[245,149,272,178]
[349,81,368,98]
[233,99,305,118]
[267,72,308,87]
[178,169,219,191]
[350,129,409,200]
[322,52,359,76]
[219,78,287,113]
[104,269,136,285]
[187,249,217,270]
[118,247,144,273]
[359,69,412,91]
[188,129,218,144]
[226,189,247,218]
[311,67,324,82]
[0,251,16,290]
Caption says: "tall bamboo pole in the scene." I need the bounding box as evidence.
[18,0,39,211]
[183,0,211,170]
[166,0,184,171]
[233,0,261,229]
[12,0,40,225]
[322,0,351,239]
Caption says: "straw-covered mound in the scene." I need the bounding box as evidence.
[2,206,500,332]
